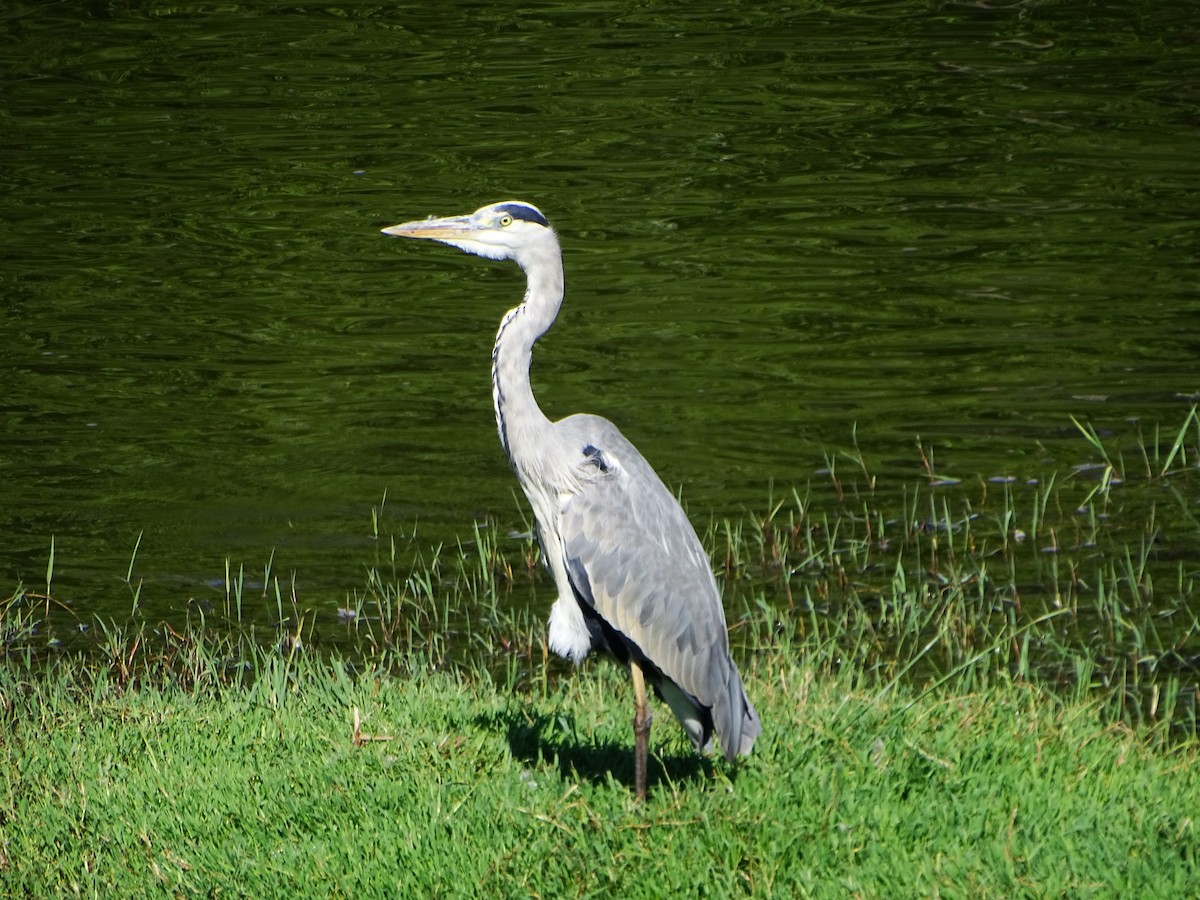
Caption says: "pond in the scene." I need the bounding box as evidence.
[2,2,1197,634]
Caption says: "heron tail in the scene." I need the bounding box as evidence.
[716,660,761,762]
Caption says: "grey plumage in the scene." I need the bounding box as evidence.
[555,414,757,761]
[381,200,760,793]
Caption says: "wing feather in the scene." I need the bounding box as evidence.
[553,414,759,760]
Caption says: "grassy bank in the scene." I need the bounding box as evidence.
[3,640,1198,896]
[2,411,1199,894]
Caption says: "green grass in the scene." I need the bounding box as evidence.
[2,409,1199,895]
[1,640,1197,896]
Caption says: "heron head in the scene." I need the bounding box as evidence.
[381,200,554,265]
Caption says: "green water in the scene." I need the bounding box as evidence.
[2,3,1197,625]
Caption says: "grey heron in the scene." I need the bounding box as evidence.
[381,200,760,800]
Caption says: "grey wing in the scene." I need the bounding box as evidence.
[556,416,760,761]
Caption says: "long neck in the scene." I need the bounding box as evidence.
[491,237,565,478]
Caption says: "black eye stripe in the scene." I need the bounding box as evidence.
[495,203,549,228]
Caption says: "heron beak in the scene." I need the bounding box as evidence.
[380,214,474,240]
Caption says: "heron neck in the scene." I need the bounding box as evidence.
[491,243,564,475]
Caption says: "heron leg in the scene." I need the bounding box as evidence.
[630,658,652,802]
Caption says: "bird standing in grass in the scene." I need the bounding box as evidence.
[381,201,760,800]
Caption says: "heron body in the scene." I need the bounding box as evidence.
[382,201,760,796]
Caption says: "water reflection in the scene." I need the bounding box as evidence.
[1,3,1196,624]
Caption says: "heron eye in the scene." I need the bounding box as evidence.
[499,214,514,227]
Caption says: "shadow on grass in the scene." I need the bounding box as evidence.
[476,706,715,797]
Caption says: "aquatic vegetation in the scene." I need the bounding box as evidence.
[2,410,1198,738]
[1,411,1197,894]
